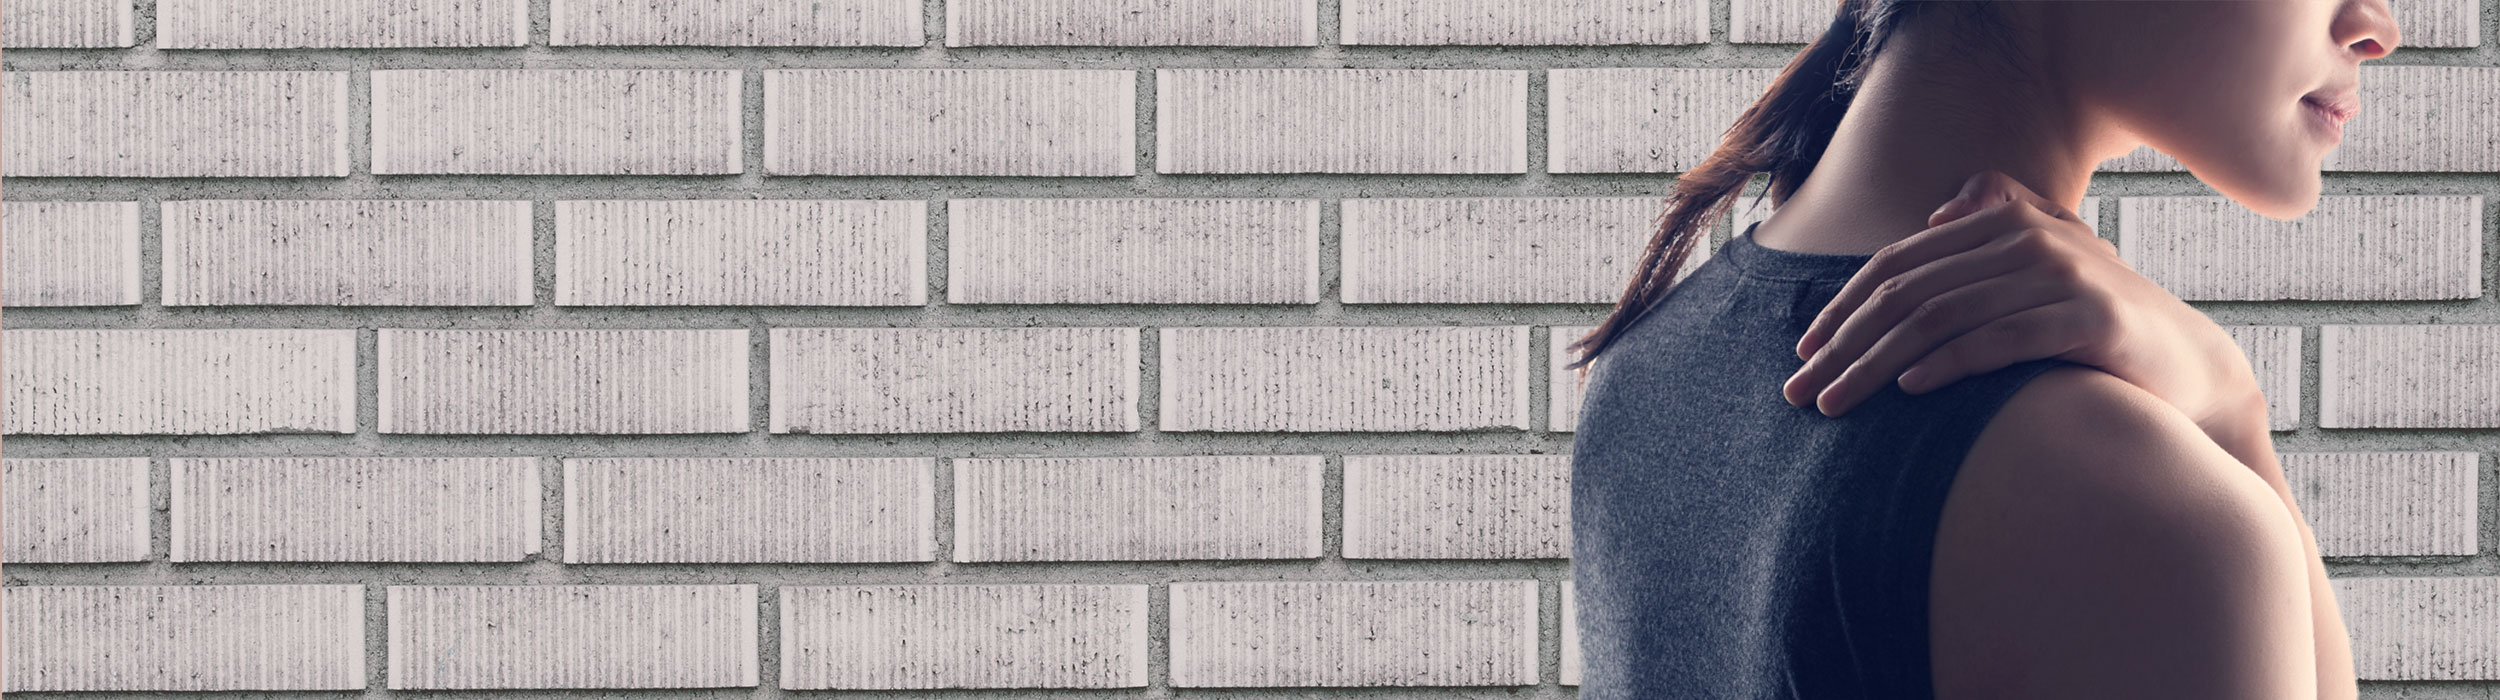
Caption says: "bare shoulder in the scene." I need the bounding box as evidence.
[1930,365,2318,700]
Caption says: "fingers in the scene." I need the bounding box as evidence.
[1806,274,2070,416]
[1795,205,2045,361]
[1898,303,2087,396]
[1782,233,2038,407]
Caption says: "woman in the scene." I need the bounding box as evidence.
[1563,1,2399,698]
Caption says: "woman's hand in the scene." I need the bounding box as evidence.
[1777,170,2269,455]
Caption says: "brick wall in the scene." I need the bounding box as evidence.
[2,0,2494,695]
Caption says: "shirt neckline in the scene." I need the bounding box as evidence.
[1722,220,1878,282]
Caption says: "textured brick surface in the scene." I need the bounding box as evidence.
[373,69,742,175]
[1340,0,1705,45]
[948,197,1318,304]
[4,329,356,435]
[2329,66,2500,172]
[952,455,1323,561]
[163,199,534,306]
[563,457,935,563]
[770,326,1140,433]
[553,0,922,46]
[172,457,541,562]
[1550,325,1600,432]
[765,69,1136,176]
[1342,197,1658,304]
[1,0,133,47]
[4,585,365,691]
[1,200,140,306]
[2227,325,2304,433]
[156,0,527,48]
[378,329,751,434]
[2282,452,2480,557]
[1342,454,1569,559]
[1168,580,1539,686]
[2120,196,2481,300]
[1562,580,1581,685]
[2,457,149,563]
[1156,68,1528,174]
[386,585,760,689]
[1160,326,1530,432]
[2334,577,2500,680]
[2320,324,2500,428]
[1548,68,1776,173]
[3,71,348,177]
[779,584,1150,689]
[556,199,925,306]
[946,0,1315,46]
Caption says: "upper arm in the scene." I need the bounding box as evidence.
[1931,366,2318,700]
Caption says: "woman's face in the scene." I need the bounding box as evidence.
[2049,0,2399,220]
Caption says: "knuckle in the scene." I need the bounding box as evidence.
[1907,294,1958,335]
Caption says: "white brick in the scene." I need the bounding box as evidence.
[1342,454,1568,559]
[946,198,1317,304]
[378,329,750,434]
[765,69,1135,176]
[2281,452,2478,557]
[387,585,759,689]
[157,0,526,48]
[1728,0,1821,44]
[2,201,139,306]
[1343,197,1655,303]
[163,199,533,306]
[553,0,921,46]
[1551,325,1597,432]
[1157,68,1526,174]
[3,71,348,177]
[2226,326,2303,433]
[2329,66,2500,172]
[4,329,355,435]
[2320,324,2500,428]
[1,0,132,47]
[1160,326,1529,432]
[2390,0,2479,47]
[2120,196,2481,300]
[556,199,924,306]
[1340,0,1704,45]
[779,584,1149,689]
[1169,580,1538,686]
[1561,580,1580,685]
[562,457,934,563]
[769,327,1138,433]
[3,585,364,691]
[952,456,1322,562]
[1549,68,1773,173]
[947,0,1313,46]
[2333,577,2500,680]
[1,457,148,562]
[172,457,540,562]
[373,69,741,175]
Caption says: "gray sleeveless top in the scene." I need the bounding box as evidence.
[1569,221,2077,699]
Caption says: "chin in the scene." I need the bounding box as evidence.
[2191,156,2324,222]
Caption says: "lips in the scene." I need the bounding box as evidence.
[2302,91,2360,126]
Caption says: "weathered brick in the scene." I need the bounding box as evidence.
[2390,0,2481,47]
[172,457,540,562]
[1343,197,1658,303]
[2226,325,2303,433]
[156,0,526,48]
[556,199,924,306]
[2329,66,2500,172]
[1160,326,1529,432]
[2333,576,2500,680]
[1,457,149,563]
[2120,196,2480,300]
[779,584,1149,689]
[769,326,1139,433]
[1169,580,1539,686]
[1727,0,1822,44]
[553,0,921,46]
[373,69,741,175]
[3,71,348,177]
[2282,452,2479,557]
[1340,0,1704,45]
[1,0,132,47]
[1551,324,1600,432]
[387,585,759,689]
[946,0,1313,46]
[3,329,355,435]
[378,329,750,434]
[562,457,934,563]
[1562,580,1580,685]
[1342,454,1568,559]
[1157,68,1527,174]
[3,585,364,691]
[2320,324,2500,428]
[163,199,533,306]
[947,198,1317,304]
[2,201,140,307]
[764,69,1135,176]
[1548,68,1774,173]
[952,455,1322,562]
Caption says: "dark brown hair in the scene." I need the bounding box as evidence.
[1562,0,2015,385]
